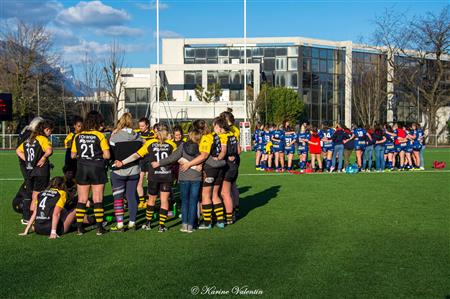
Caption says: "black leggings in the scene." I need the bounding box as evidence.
[111,173,139,222]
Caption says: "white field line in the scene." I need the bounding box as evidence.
[0,170,449,181]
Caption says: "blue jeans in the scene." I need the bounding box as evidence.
[363,145,374,170]
[332,144,344,171]
[179,181,201,227]
[420,145,425,168]
[374,145,385,171]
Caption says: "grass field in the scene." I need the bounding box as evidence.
[1,149,449,298]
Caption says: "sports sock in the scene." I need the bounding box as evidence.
[114,199,124,224]
[213,203,224,223]
[226,212,233,223]
[76,202,86,229]
[159,208,168,227]
[202,204,213,226]
[146,204,155,221]
[93,203,104,229]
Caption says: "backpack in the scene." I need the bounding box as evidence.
[433,161,446,169]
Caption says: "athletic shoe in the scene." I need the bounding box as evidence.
[186,225,194,233]
[420,167,425,170]
[180,224,188,232]
[215,222,225,229]
[77,227,86,236]
[110,225,124,233]
[198,223,212,230]
[226,220,234,225]
[142,221,152,231]
[329,166,335,173]
[128,223,137,230]
[21,219,29,225]
[96,227,107,236]
[158,225,168,233]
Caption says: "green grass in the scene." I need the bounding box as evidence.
[0,149,449,298]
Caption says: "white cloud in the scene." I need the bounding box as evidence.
[48,27,80,46]
[97,25,144,37]
[153,30,182,39]
[136,1,169,10]
[56,1,130,27]
[0,0,63,24]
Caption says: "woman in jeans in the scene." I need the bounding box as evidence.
[372,125,387,172]
[343,125,354,169]
[331,123,346,172]
[362,125,375,172]
[109,113,143,232]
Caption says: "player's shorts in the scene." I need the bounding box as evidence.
[148,181,172,196]
[139,158,150,172]
[413,143,422,151]
[253,144,259,152]
[397,143,407,152]
[322,146,334,153]
[405,145,413,153]
[26,175,49,193]
[34,209,69,236]
[203,167,224,187]
[354,141,366,151]
[223,159,240,183]
[76,163,108,185]
[272,145,284,153]
[385,144,395,154]
[297,146,308,155]
[284,148,295,155]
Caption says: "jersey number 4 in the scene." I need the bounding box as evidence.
[39,196,48,210]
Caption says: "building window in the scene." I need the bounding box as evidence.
[311,59,319,72]
[286,72,298,88]
[218,57,229,64]
[263,58,275,71]
[327,60,334,73]
[206,48,218,58]
[185,48,195,58]
[319,60,327,73]
[303,58,311,72]
[184,71,202,89]
[275,72,286,86]
[229,90,242,101]
[207,58,218,64]
[219,71,229,88]
[264,47,275,57]
[288,47,299,57]
[312,48,319,58]
[229,48,240,58]
[252,47,264,57]
[288,58,298,71]
[218,48,229,57]
[195,48,206,58]
[302,47,311,58]
[125,88,136,103]
[276,47,287,56]
[276,57,287,71]
[207,71,218,85]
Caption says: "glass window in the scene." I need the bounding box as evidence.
[312,74,319,88]
[312,90,320,105]
[185,48,195,58]
[311,104,319,120]
[185,58,195,64]
[276,47,287,56]
[184,72,195,85]
[125,88,136,103]
[207,58,218,64]
[275,72,286,86]
[327,49,334,60]
[229,48,240,58]
[276,57,287,71]
[288,47,299,57]
[263,58,275,71]
[311,59,319,72]
[136,89,148,103]
[230,71,241,84]
[207,71,218,85]
[252,57,262,64]
[264,47,275,57]
[302,72,311,88]
[195,58,206,64]
[302,47,311,58]
[288,58,298,71]
[319,49,328,59]
[218,57,229,64]
[312,48,319,58]
[287,72,298,88]
[303,58,311,72]
[327,60,334,73]
[195,48,206,58]
[303,89,311,104]
[320,60,327,73]
[195,71,202,85]
[218,71,229,88]
[252,47,264,57]
[229,90,242,101]
[218,48,229,57]
[136,104,148,118]
[207,48,218,58]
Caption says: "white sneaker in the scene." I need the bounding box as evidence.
[420,167,425,170]
[179,224,188,232]
[21,219,29,225]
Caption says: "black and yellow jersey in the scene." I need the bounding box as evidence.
[137,139,177,182]
[199,133,228,158]
[35,188,67,224]
[71,130,109,167]
[17,135,52,175]
[64,132,75,149]
[230,125,240,142]
[226,131,239,158]
[134,129,155,141]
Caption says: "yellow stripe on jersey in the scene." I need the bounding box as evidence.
[218,133,229,145]
[64,132,75,149]
[52,188,67,208]
[230,125,240,141]
[165,139,177,151]
[71,130,110,153]
[17,135,52,153]
[137,139,158,157]
[199,134,214,154]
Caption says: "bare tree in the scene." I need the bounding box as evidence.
[77,52,104,117]
[103,40,126,124]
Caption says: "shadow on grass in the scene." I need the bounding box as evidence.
[238,185,281,221]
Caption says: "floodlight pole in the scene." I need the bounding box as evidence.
[243,0,247,122]
[156,0,160,124]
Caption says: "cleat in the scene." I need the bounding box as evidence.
[198,223,212,230]
[96,226,107,236]
[110,225,124,233]
[226,220,234,225]
[77,227,86,236]
[158,225,168,233]
[142,221,152,230]
[215,222,225,229]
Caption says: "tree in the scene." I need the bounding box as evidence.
[256,86,304,125]
[194,83,223,117]
[103,40,126,124]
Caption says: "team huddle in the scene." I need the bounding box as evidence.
[16,109,242,238]
[253,121,426,173]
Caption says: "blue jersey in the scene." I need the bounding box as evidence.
[318,128,334,148]
[417,129,424,145]
[284,132,297,150]
[353,128,367,144]
[262,131,271,146]
[271,130,285,149]
[297,132,310,152]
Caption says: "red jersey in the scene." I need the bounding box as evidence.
[309,133,322,154]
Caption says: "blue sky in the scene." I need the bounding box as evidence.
[0,0,448,71]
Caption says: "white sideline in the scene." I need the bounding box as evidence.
[0,170,449,181]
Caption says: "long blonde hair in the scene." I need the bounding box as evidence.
[116,113,133,131]
[156,124,169,143]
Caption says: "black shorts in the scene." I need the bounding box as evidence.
[148,181,172,196]
[34,209,69,235]
[26,176,49,192]
[223,161,239,183]
[139,159,150,173]
[76,163,108,185]
[203,167,224,187]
